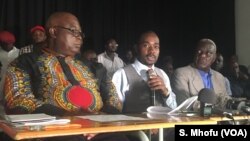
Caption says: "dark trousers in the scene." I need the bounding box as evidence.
[0,132,130,141]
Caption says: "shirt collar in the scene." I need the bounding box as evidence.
[0,46,17,53]
[198,68,212,76]
[42,47,74,60]
[133,59,155,77]
[104,51,118,58]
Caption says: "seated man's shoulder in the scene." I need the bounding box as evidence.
[211,69,225,79]
[174,65,192,74]
[97,52,105,58]
[20,44,32,49]
[155,66,167,74]
[14,49,43,68]
[93,61,105,68]
[89,61,106,72]
[18,50,41,60]
[86,61,108,76]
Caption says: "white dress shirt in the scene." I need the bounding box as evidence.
[112,59,177,109]
[97,51,125,78]
[0,46,19,100]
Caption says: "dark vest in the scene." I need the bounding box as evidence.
[122,65,165,114]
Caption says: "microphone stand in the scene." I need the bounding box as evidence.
[152,90,156,106]
[223,112,236,125]
[147,69,157,106]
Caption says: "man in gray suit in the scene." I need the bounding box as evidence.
[172,38,231,110]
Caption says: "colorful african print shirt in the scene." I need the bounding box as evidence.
[4,48,104,113]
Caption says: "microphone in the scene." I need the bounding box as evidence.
[215,108,237,125]
[226,99,250,114]
[147,69,157,106]
[242,100,250,114]
[198,88,216,117]
[212,108,235,121]
[241,106,250,114]
[214,99,250,125]
[226,99,245,110]
[198,89,236,119]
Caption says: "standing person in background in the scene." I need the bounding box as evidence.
[80,48,121,113]
[226,61,250,99]
[19,25,47,55]
[172,38,231,110]
[161,56,174,81]
[228,54,250,77]
[97,38,125,78]
[123,48,135,65]
[4,11,129,141]
[0,31,19,101]
[82,49,98,63]
[211,52,232,96]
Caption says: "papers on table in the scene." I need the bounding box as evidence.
[8,113,56,123]
[147,106,172,114]
[168,96,198,115]
[14,119,71,126]
[7,113,70,127]
[77,115,148,122]
[147,96,198,116]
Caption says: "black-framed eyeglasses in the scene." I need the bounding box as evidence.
[54,26,85,38]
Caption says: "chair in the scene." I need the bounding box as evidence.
[125,130,150,141]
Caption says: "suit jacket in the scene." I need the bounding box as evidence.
[171,64,231,109]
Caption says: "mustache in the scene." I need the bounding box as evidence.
[146,54,156,58]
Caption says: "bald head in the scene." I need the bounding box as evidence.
[45,12,83,57]
[45,12,79,34]
[196,38,217,52]
[194,38,217,72]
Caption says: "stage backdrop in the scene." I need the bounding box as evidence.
[0,0,235,67]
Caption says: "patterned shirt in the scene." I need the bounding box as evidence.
[4,48,105,113]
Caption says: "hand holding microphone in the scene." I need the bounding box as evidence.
[147,69,157,106]
[147,69,157,82]
[147,69,168,106]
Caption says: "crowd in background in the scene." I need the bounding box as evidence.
[0,11,250,141]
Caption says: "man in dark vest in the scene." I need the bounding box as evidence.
[112,31,176,113]
[112,31,176,141]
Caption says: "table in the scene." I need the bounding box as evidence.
[0,114,240,141]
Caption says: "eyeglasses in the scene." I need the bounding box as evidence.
[197,50,214,57]
[54,26,85,38]
[108,43,118,47]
